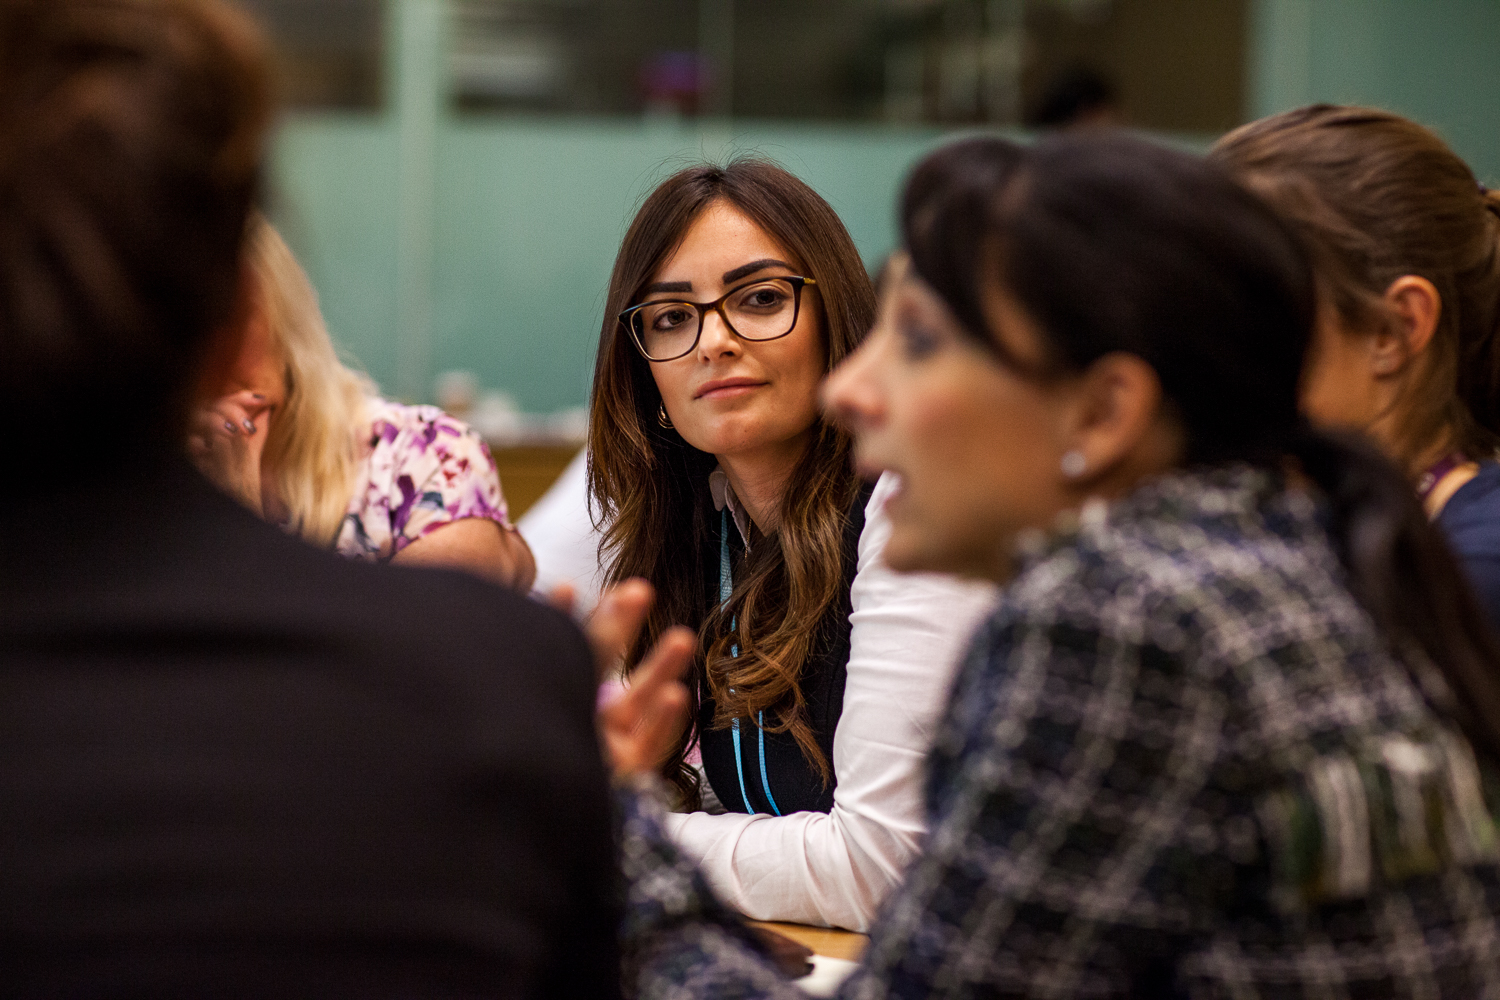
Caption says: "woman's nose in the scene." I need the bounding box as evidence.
[696,308,740,358]
[823,338,883,430]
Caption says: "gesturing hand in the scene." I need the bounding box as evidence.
[574,580,694,780]
[187,390,274,514]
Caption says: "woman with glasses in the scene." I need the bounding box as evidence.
[587,159,995,931]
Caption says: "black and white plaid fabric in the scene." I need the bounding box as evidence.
[620,465,1500,998]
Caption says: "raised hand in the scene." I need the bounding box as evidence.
[187,389,274,514]
[583,580,694,780]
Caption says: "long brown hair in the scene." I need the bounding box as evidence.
[588,159,875,805]
[0,0,270,470]
[1210,105,1500,468]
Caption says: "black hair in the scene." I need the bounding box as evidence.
[900,135,1027,341]
[903,131,1500,761]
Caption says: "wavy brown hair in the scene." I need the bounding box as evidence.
[588,159,875,806]
[1211,105,1500,469]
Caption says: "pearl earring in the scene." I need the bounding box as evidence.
[1060,449,1087,478]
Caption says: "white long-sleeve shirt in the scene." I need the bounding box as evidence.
[520,463,997,931]
[661,473,997,931]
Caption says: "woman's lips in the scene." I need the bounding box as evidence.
[695,378,767,400]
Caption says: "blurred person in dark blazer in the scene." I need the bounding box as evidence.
[0,1,618,996]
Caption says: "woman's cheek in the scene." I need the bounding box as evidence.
[902,373,975,498]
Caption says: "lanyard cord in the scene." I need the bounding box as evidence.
[721,509,782,817]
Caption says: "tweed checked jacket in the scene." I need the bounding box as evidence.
[619,465,1500,999]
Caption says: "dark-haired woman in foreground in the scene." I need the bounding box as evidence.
[1210,105,1500,627]
[607,132,1500,997]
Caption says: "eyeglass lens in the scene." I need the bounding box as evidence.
[634,278,799,360]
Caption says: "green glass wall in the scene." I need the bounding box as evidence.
[267,0,1500,413]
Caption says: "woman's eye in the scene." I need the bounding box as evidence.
[652,308,693,331]
[898,322,941,359]
[740,287,786,310]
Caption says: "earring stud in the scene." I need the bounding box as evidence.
[1060,449,1087,478]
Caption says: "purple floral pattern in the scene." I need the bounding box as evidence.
[334,398,510,562]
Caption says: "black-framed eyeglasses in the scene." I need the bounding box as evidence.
[619,275,818,362]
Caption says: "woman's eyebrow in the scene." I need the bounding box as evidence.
[641,280,693,295]
[722,258,793,285]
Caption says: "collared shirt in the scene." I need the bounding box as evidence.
[620,465,1500,998]
[708,466,753,553]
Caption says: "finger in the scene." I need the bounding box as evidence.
[598,628,691,730]
[212,401,259,436]
[627,627,695,696]
[636,675,689,731]
[614,627,694,726]
[189,409,230,438]
[626,684,689,773]
[204,404,247,437]
[226,389,274,416]
[585,579,655,677]
[603,658,690,777]
[230,392,274,430]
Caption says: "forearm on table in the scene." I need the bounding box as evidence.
[392,516,536,590]
[662,799,918,931]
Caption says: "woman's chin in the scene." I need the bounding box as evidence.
[880,527,944,576]
[883,522,1005,581]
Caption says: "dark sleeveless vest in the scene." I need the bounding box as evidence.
[696,481,873,815]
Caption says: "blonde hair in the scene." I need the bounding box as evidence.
[249,216,374,546]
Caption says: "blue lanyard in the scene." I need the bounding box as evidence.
[721,509,782,817]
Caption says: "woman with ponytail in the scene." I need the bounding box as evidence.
[1211,106,1500,625]
[606,132,1500,997]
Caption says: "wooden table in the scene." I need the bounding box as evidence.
[746,920,868,962]
[489,442,581,520]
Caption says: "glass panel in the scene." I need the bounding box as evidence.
[451,0,699,114]
[238,0,384,109]
[450,0,1247,131]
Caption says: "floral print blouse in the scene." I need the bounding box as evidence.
[333,398,511,562]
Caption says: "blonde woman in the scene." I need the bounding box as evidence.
[189,217,535,589]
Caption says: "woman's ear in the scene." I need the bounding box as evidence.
[1370,275,1441,376]
[1059,352,1177,488]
